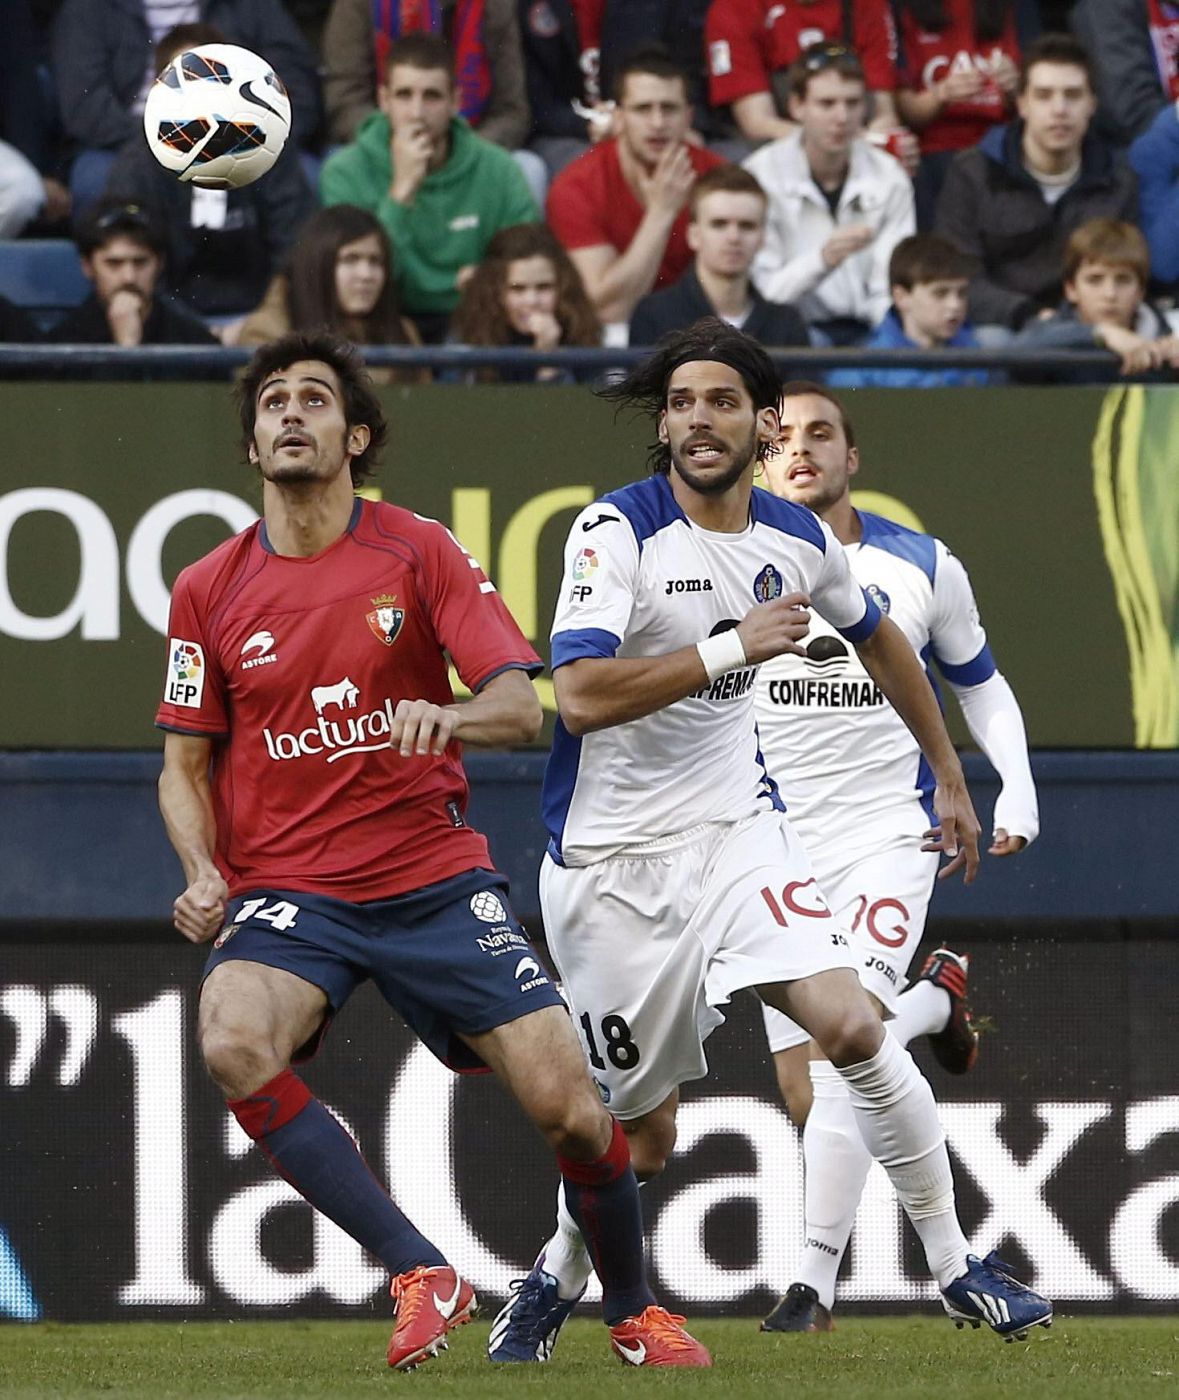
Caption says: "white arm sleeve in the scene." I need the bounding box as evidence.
[929,542,1038,843]
[951,671,1040,845]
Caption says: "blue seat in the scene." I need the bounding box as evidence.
[0,240,90,330]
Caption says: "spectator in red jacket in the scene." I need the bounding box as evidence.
[705,0,914,159]
[546,45,725,329]
[895,0,1033,227]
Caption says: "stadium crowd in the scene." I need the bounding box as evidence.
[2,0,1179,377]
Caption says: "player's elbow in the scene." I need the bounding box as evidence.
[553,675,601,736]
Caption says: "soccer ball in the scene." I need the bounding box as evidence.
[143,43,291,190]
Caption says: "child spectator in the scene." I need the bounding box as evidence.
[935,33,1138,331]
[893,0,1035,226]
[828,232,992,385]
[104,23,317,320]
[1014,218,1179,378]
[320,31,538,341]
[235,205,426,383]
[47,198,217,345]
[629,164,809,346]
[744,44,915,345]
[546,46,726,332]
[450,222,600,381]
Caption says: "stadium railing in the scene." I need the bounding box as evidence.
[0,342,1146,380]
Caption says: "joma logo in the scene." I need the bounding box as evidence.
[665,578,714,595]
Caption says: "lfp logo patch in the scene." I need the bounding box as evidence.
[753,565,783,602]
[165,639,205,708]
[572,548,599,582]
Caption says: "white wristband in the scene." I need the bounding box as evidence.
[696,629,747,682]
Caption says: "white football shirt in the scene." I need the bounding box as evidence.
[542,474,880,864]
[756,510,994,832]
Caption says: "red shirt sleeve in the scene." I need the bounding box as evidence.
[706,0,772,106]
[420,521,542,692]
[154,567,229,735]
[854,0,898,91]
[547,149,611,250]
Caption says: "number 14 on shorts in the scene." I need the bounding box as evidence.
[236,896,301,931]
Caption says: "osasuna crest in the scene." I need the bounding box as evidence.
[366,594,405,646]
[753,564,783,602]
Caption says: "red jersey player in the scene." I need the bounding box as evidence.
[155,331,709,1371]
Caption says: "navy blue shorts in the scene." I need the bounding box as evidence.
[202,868,563,1072]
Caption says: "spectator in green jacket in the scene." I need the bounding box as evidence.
[320,31,538,341]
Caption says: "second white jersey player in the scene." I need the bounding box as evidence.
[758,511,1038,1040]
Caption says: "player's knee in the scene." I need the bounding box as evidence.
[199,1024,284,1098]
[534,1088,613,1160]
[820,1005,884,1069]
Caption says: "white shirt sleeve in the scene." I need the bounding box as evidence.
[930,543,1039,844]
[809,522,881,640]
[549,503,640,666]
[951,672,1040,845]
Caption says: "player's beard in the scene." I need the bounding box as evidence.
[258,429,347,487]
[670,422,758,496]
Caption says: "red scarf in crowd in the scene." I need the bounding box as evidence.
[372,0,491,124]
[1148,0,1179,100]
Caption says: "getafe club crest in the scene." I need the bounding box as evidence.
[366,593,405,646]
[866,583,891,614]
[753,564,784,602]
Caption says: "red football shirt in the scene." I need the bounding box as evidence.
[897,0,1020,154]
[546,138,725,291]
[706,0,898,106]
[1149,0,1179,101]
[155,499,541,902]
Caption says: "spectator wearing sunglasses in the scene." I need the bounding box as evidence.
[705,0,916,166]
[48,199,218,345]
[743,43,915,344]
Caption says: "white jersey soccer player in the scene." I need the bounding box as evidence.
[756,382,1038,1334]
[487,321,1050,1365]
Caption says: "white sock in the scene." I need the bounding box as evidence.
[837,1030,969,1289]
[793,1062,872,1310]
[889,981,950,1046]
[541,1183,594,1300]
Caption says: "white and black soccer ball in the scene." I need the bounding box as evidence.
[143,43,291,190]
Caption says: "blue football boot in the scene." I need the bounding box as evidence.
[942,1252,1053,1341]
[487,1259,584,1362]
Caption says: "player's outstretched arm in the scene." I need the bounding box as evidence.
[556,595,811,735]
[158,732,228,943]
[951,671,1039,857]
[855,615,981,884]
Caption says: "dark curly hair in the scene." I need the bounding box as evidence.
[237,331,388,487]
[600,318,783,475]
[452,224,600,379]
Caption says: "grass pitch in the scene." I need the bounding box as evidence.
[0,1317,1175,1399]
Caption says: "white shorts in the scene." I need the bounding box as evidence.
[540,810,856,1119]
[761,820,939,1054]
